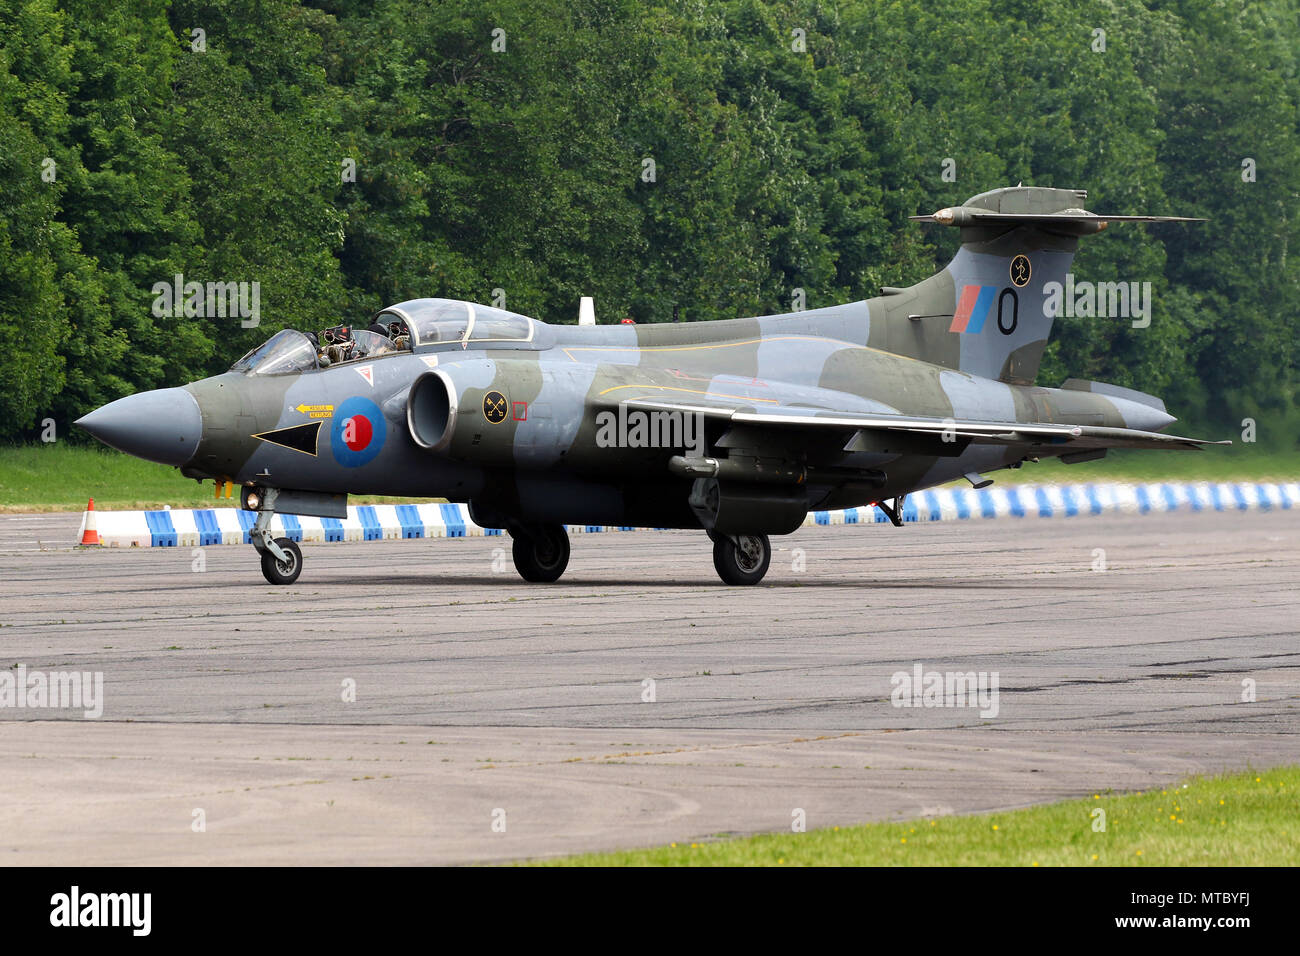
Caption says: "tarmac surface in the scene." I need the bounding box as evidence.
[1,508,1297,864]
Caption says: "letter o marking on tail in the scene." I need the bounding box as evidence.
[997,288,1019,335]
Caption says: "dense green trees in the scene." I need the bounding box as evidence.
[1,0,1296,445]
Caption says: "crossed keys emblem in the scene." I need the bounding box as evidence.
[483,390,509,424]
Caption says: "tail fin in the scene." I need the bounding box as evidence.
[880,186,1201,385]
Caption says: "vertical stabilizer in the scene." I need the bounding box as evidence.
[887,186,1200,384]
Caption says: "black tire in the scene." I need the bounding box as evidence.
[512,524,570,583]
[712,532,770,585]
[260,537,303,585]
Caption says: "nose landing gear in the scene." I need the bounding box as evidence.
[244,487,304,586]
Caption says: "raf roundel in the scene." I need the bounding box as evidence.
[330,396,386,467]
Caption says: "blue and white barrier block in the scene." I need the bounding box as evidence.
[77,481,1300,547]
[804,481,1299,525]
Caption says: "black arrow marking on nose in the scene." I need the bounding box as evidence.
[251,420,322,456]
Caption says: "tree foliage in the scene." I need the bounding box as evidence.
[1,0,1296,446]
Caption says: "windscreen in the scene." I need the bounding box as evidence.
[229,329,319,375]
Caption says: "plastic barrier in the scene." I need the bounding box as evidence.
[76,482,1300,547]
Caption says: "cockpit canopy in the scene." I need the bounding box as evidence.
[375,298,535,350]
[229,298,538,375]
[230,329,318,375]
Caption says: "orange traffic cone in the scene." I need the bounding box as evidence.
[79,497,101,546]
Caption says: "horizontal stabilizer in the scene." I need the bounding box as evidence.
[910,209,1204,229]
[909,186,1204,235]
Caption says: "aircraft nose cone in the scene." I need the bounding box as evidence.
[75,387,202,466]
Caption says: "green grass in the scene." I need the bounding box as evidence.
[0,442,1295,512]
[0,443,442,511]
[538,766,1300,866]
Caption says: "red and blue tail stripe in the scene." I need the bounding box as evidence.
[949,284,998,334]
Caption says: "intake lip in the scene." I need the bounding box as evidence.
[407,370,456,452]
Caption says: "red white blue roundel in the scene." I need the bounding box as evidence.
[330,396,385,467]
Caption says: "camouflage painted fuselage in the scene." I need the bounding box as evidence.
[182,296,1170,530]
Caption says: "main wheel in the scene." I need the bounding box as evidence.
[260,536,302,585]
[512,524,570,583]
[712,532,770,585]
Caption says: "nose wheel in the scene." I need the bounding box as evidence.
[712,532,771,585]
[511,523,570,583]
[259,537,302,585]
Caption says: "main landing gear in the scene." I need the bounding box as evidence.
[246,488,303,586]
[709,531,772,586]
[510,522,570,583]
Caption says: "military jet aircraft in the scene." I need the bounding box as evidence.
[77,185,1223,586]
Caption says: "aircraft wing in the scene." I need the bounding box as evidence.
[620,400,1228,453]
